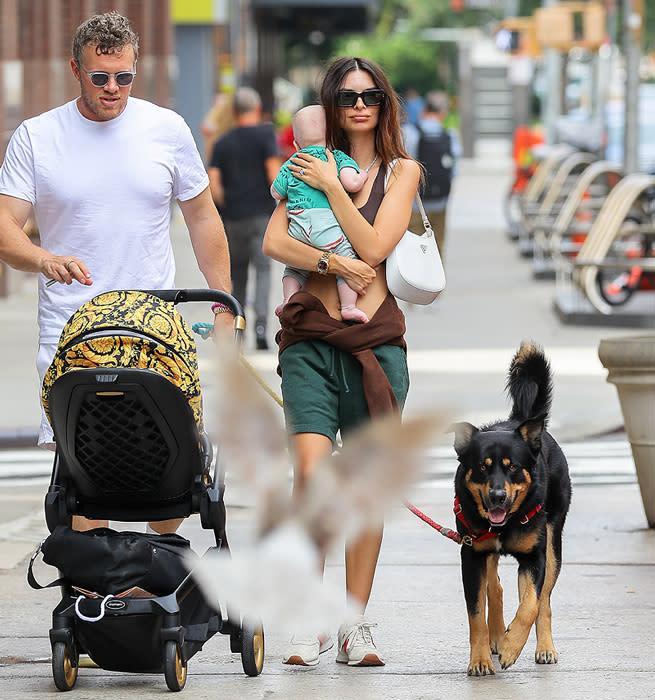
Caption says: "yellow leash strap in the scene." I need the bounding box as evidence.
[191,322,284,408]
[238,355,284,408]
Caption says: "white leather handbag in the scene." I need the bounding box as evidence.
[385,193,446,305]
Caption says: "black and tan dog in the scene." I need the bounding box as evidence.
[452,342,571,676]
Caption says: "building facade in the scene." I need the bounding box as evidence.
[0,0,173,159]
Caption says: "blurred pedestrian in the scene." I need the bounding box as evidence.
[403,91,461,262]
[263,56,420,668]
[200,93,236,165]
[0,10,232,532]
[276,119,297,161]
[208,87,280,350]
[403,87,424,126]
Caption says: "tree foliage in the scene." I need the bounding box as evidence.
[330,0,503,96]
[281,0,655,104]
[332,34,452,96]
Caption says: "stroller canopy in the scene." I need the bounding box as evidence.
[42,290,204,429]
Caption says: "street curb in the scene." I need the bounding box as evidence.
[0,429,39,449]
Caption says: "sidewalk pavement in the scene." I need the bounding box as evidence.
[1,153,653,698]
[2,469,653,699]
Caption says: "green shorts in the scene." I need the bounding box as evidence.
[279,340,410,443]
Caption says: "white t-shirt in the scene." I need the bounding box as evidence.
[0,97,209,343]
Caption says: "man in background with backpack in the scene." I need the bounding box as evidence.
[403,91,461,264]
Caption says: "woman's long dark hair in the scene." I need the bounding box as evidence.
[320,57,410,170]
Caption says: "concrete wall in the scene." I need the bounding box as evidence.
[173,24,215,158]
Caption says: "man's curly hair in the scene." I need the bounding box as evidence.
[72,11,139,65]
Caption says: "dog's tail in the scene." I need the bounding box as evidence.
[506,341,553,424]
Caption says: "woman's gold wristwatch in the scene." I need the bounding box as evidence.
[317,251,331,275]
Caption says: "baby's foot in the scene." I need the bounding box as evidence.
[340,306,369,323]
[275,299,289,317]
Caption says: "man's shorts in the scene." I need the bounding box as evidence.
[279,339,409,443]
[36,341,56,449]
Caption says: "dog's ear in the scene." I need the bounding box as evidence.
[517,415,545,453]
[451,421,478,456]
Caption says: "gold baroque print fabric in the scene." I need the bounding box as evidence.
[42,291,203,428]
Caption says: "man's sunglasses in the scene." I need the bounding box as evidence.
[80,67,136,87]
[336,89,385,108]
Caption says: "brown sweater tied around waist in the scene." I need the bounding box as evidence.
[275,291,407,416]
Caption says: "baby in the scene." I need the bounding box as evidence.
[271,105,370,323]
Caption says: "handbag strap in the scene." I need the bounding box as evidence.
[415,193,433,234]
[27,539,65,590]
[385,159,432,235]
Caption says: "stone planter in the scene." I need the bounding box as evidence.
[598,335,655,528]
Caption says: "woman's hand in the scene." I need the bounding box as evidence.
[330,254,376,295]
[291,150,340,194]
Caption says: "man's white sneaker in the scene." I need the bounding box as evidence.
[336,616,385,666]
[282,633,334,666]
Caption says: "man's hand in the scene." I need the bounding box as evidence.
[42,255,93,287]
[0,195,93,285]
[212,310,235,340]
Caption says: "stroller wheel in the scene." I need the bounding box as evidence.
[240,619,264,677]
[163,641,187,692]
[52,640,78,691]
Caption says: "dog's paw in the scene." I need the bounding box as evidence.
[489,637,502,655]
[535,647,559,664]
[498,637,524,670]
[467,657,496,676]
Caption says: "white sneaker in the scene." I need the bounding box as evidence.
[336,616,385,666]
[318,633,334,655]
[282,633,334,666]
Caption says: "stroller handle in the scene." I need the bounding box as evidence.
[140,288,246,339]
[141,288,243,315]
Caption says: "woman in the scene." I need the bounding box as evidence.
[200,93,236,164]
[262,57,420,667]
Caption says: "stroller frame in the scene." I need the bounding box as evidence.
[37,289,263,692]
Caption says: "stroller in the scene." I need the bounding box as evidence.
[28,289,263,692]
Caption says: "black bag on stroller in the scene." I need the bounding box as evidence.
[29,289,264,692]
[34,526,194,596]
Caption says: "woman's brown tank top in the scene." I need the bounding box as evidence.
[357,165,386,225]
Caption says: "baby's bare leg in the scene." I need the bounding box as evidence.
[276,275,302,316]
[338,281,369,323]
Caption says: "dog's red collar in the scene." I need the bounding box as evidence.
[453,497,543,546]
[519,503,543,524]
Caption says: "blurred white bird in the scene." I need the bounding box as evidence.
[190,340,448,635]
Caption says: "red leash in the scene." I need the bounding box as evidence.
[405,498,543,548]
[404,501,463,545]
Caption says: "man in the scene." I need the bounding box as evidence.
[0,11,232,531]
[403,91,461,262]
[208,87,280,350]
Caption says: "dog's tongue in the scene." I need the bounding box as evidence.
[488,508,507,525]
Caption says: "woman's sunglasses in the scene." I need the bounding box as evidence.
[336,89,385,108]
[81,67,136,87]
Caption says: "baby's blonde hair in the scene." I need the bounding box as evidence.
[292,105,327,149]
